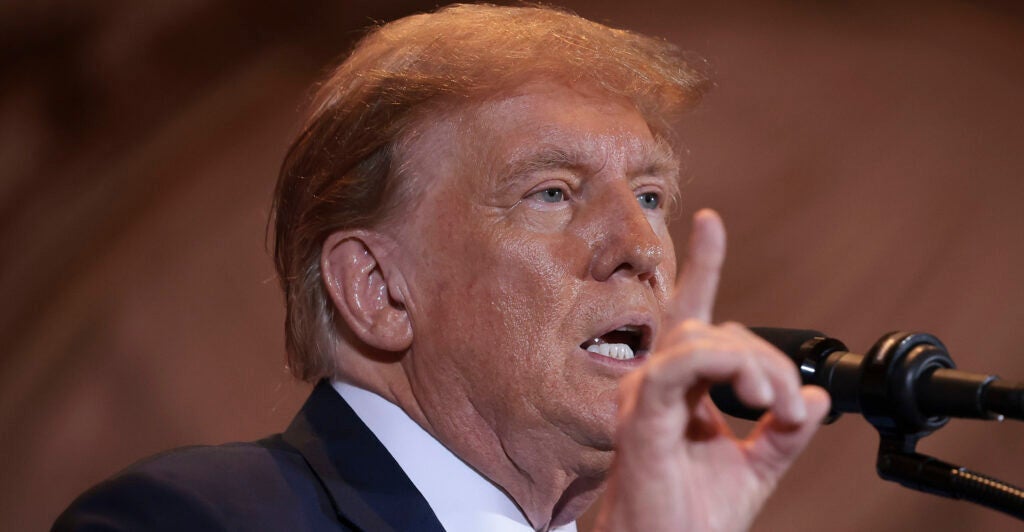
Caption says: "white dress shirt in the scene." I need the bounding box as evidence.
[332,381,578,532]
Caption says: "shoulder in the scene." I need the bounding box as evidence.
[53,436,341,531]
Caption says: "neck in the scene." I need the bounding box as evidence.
[337,353,609,529]
[393,381,607,528]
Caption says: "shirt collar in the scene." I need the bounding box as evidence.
[331,381,577,532]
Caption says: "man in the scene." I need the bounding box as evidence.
[56,4,829,531]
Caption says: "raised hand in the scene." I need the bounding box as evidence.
[595,209,831,532]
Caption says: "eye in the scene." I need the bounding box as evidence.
[533,187,567,203]
[637,191,661,210]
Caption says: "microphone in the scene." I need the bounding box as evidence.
[711,328,1024,518]
[709,327,1024,425]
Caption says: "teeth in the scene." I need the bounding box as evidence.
[586,343,636,360]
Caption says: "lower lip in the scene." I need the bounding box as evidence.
[578,347,649,371]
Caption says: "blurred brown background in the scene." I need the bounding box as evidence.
[2,1,1023,530]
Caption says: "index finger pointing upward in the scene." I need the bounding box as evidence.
[670,208,726,324]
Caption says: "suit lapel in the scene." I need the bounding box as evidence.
[284,380,446,532]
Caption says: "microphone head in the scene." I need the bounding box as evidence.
[748,327,828,357]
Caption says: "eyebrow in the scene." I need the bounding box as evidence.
[494,135,682,213]
[635,137,681,203]
[497,145,585,185]
[644,138,682,209]
[499,136,680,184]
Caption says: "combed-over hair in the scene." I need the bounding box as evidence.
[272,3,709,381]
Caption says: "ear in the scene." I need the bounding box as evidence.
[321,231,412,353]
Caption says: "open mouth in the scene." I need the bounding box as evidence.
[579,325,650,361]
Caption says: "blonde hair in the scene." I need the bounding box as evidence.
[272,3,708,381]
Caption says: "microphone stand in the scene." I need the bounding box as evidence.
[852,331,1024,519]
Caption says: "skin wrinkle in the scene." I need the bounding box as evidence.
[374,80,678,528]
[485,127,659,444]
[396,360,540,519]
[492,131,681,212]
[306,15,828,525]
[276,5,710,381]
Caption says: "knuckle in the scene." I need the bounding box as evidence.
[740,350,762,373]
[763,345,797,373]
[719,320,747,332]
[679,318,706,333]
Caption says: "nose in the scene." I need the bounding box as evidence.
[587,185,666,283]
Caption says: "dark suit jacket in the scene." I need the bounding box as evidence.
[53,380,447,531]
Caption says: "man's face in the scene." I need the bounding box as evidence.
[391,81,678,475]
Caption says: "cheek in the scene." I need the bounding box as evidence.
[404,224,591,419]
[489,232,586,344]
[407,215,586,347]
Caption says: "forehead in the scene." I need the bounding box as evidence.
[467,82,670,166]
[399,81,678,188]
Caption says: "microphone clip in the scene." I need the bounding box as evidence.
[858,331,953,438]
[858,332,1024,520]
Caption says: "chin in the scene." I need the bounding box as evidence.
[576,445,616,479]
[551,477,607,529]
[561,411,618,477]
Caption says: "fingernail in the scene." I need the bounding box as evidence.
[789,395,807,422]
[756,380,774,404]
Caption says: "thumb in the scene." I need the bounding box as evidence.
[747,385,831,478]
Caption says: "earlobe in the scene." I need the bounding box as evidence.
[321,231,413,353]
